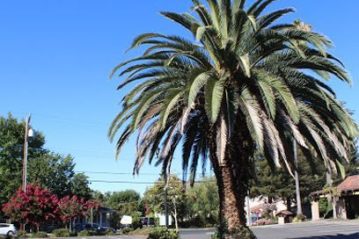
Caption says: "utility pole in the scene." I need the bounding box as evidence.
[293,140,303,215]
[22,115,33,193]
[164,186,169,228]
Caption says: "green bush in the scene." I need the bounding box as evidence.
[122,227,133,234]
[16,230,28,238]
[52,229,70,237]
[293,214,306,223]
[77,230,92,237]
[30,232,47,238]
[105,230,115,236]
[147,227,178,239]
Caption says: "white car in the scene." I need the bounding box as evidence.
[0,224,16,238]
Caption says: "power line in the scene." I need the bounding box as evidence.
[89,179,215,184]
[76,170,182,176]
[90,180,154,185]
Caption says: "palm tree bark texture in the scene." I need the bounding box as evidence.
[109,0,358,238]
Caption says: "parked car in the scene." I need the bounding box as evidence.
[0,223,16,238]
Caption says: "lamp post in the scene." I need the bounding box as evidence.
[22,114,33,193]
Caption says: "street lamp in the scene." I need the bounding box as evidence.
[22,114,33,192]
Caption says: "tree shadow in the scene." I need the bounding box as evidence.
[290,233,359,239]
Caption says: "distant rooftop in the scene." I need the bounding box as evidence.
[337,175,359,194]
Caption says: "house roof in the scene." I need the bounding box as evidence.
[337,175,359,193]
[310,175,359,198]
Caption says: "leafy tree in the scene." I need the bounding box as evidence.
[2,184,58,232]
[71,173,92,200]
[109,0,358,237]
[28,153,75,198]
[0,114,45,208]
[104,189,141,216]
[186,178,219,226]
[250,154,326,210]
[143,176,187,231]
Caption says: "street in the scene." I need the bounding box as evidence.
[48,221,359,239]
[180,220,359,239]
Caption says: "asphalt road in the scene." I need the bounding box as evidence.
[180,220,359,239]
[49,220,359,239]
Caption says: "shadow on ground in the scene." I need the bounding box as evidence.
[290,233,359,239]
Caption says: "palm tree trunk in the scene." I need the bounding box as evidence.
[218,164,246,228]
[211,152,255,239]
[209,111,256,239]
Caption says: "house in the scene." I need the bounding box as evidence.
[310,175,359,220]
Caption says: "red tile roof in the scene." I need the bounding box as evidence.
[337,175,359,193]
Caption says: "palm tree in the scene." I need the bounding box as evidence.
[109,0,358,238]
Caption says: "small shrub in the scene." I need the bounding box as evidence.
[293,214,306,223]
[77,230,92,237]
[105,230,115,236]
[30,232,47,238]
[147,227,178,239]
[16,230,28,238]
[52,229,70,237]
[122,227,133,234]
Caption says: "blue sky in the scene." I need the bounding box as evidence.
[1,0,358,195]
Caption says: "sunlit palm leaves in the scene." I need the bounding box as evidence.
[110,0,358,184]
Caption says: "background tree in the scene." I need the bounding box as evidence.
[104,189,141,215]
[250,153,326,211]
[2,184,58,231]
[28,153,75,198]
[109,1,358,237]
[186,178,219,226]
[70,173,92,200]
[143,176,187,231]
[0,114,45,209]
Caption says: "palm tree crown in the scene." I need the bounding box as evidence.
[110,0,357,179]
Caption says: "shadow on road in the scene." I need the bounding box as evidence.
[290,233,359,239]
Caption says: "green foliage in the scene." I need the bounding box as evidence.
[293,214,306,222]
[250,150,326,204]
[52,229,70,237]
[28,153,75,198]
[0,114,45,208]
[131,211,143,230]
[186,178,219,226]
[16,230,28,238]
[105,230,115,236]
[147,227,178,239]
[122,228,133,234]
[30,232,47,238]
[71,173,92,200]
[143,176,187,228]
[77,230,92,237]
[0,114,91,212]
[104,190,141,215]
